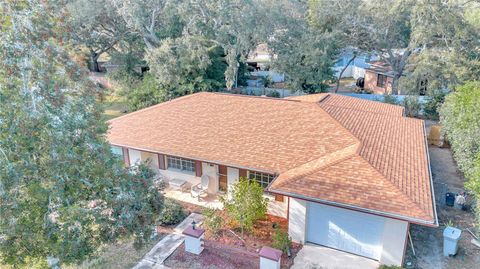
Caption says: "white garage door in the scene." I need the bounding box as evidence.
[307,203,385,260]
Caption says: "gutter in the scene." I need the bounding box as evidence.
[424,121,439,227]
[267,188,437,227]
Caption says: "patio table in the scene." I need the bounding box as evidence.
[169,178,187,191]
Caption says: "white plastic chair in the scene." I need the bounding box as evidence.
[191,175,210,200]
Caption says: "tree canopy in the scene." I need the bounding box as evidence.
[0,1,162,266]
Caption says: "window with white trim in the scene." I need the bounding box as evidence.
[249,171,274,189]
[166,156,195,173]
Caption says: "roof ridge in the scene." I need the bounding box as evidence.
[274,154,432,221]
[318,104,432,219]
[271,143,360,188]
[107,92,203,123]
[209,92,302,103]
[320,101,406,118]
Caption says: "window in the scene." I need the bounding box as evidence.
[377,74,387,88]
[167,156,195,173]
[111,146,123,158]
[249,171,275,189]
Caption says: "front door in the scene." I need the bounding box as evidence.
[218,165,228,192]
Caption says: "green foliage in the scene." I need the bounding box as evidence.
[440,81,480,228]
[266,90,281,98]
[125,73,169,111]
[271,228,291,254]
[402,96,421,118]
[202,207,224,237]
[423,90,446,120]
[382,94,399,105]
[440,81,480,179]
[0,2,163,267]
[220,177,268,234]
[156,199,186,226]
[377,265,403,269]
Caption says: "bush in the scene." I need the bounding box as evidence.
[220,177,268,235]
[382,94,399,105]
[402,96,421,117]
[202,208,224,237]
[378,265,403,269]
[271,228,291,254]
[424,90,446,120]
[266,90,281,98]
[157,199,186,226]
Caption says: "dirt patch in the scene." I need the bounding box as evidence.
[404,145,479,269]
[165,214,302,268]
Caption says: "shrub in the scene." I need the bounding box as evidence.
[271,228,291,254]
[266,90,280,98]
[423,90,446,120]
[202,208,224,237]
[157,199,186,226]
[220,177,268,235]
[402,95,421,118]
[382,94,399,105]
[378,265,403,269]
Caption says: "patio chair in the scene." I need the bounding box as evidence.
[191,175,209,201]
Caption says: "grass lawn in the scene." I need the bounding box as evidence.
[102,95,128,121]
[64,236,162,269]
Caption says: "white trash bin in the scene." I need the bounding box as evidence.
[443,226,461,256]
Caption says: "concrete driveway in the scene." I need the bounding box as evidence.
[291,244,379,269]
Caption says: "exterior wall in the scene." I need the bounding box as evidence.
[364,70,394,94]
[380,218,408,266]
[202,162,219,194]
[227,167,239,192]
[287,199,409,266]
[288,198,307,244]
[267,197,288,218]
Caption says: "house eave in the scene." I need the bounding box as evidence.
[267,188,438,227]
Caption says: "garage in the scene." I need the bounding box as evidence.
[306,202,385,260]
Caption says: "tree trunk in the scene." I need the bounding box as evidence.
[89,50,101,73]
[335,55,356,93]
[391,75,401,95]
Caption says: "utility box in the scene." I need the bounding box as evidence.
[443,226,461,256]
[183,225,205,255]
[259,246,282,269]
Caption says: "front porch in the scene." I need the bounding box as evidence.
[162,184,287,218]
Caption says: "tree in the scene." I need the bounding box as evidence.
[307,0,372,93]
[0,1,163,266]
[268,0,337,93]
[220,178,268,237]
[66,0,130,72]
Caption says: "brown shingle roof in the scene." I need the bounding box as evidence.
[108,93,358,173]
[287,93,405,117]
[107,92,436,225]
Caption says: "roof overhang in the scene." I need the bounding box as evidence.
[267,187,438,227]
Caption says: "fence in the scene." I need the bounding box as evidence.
[238,87,303,98]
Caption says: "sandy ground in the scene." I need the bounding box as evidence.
[405,143,480,269]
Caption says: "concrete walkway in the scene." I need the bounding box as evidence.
[291,244,379,269]
[132,213,204,269]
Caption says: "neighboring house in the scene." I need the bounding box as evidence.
[364,61,399,94]
[246,43,285,83]
[333,51,380,79]
[107,92,437,267]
